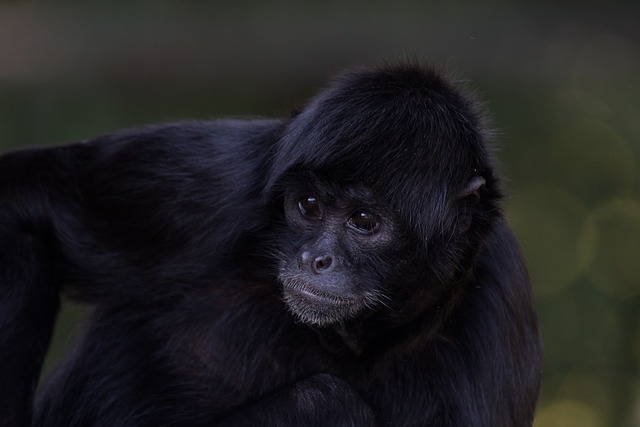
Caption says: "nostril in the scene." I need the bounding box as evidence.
[313,255,332,272]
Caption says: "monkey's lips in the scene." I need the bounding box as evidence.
[281,282,363,326]
[278,273,372,326]
[282,282,358,307]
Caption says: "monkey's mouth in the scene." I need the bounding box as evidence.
[278,273,369,326]
[280,282,360,326]
[281,281,358,307]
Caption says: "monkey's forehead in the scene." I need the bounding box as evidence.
[281,170,381,204]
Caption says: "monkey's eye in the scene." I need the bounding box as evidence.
[298,196,322,219]
[347,210,379,234]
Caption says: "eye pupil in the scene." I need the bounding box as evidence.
[298,196,322,218]
[348,210,378,233]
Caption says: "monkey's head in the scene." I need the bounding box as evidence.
[269,63,502,327]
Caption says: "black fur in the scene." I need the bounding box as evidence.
[0,63,541,426]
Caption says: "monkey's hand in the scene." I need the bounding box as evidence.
[218,373,375,426]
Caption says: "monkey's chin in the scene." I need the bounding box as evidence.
[280,281,361,327]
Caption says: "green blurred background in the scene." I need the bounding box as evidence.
[1,1,638,426]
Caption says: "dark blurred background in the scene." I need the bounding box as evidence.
[1,1,638,426]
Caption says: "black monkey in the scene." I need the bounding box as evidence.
[0,63,541,426]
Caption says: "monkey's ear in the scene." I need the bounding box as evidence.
[458,176,486,201]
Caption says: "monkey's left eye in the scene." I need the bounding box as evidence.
[298,196,322,219]
[347,210,379,234]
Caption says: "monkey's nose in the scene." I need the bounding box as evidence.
[299,251,333,273]
[312,255,333,273]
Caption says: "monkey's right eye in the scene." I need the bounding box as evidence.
[298,196,322,219]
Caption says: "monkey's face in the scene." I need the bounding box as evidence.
[276,175,407,326]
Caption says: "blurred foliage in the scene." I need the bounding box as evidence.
[1,1,639,426]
